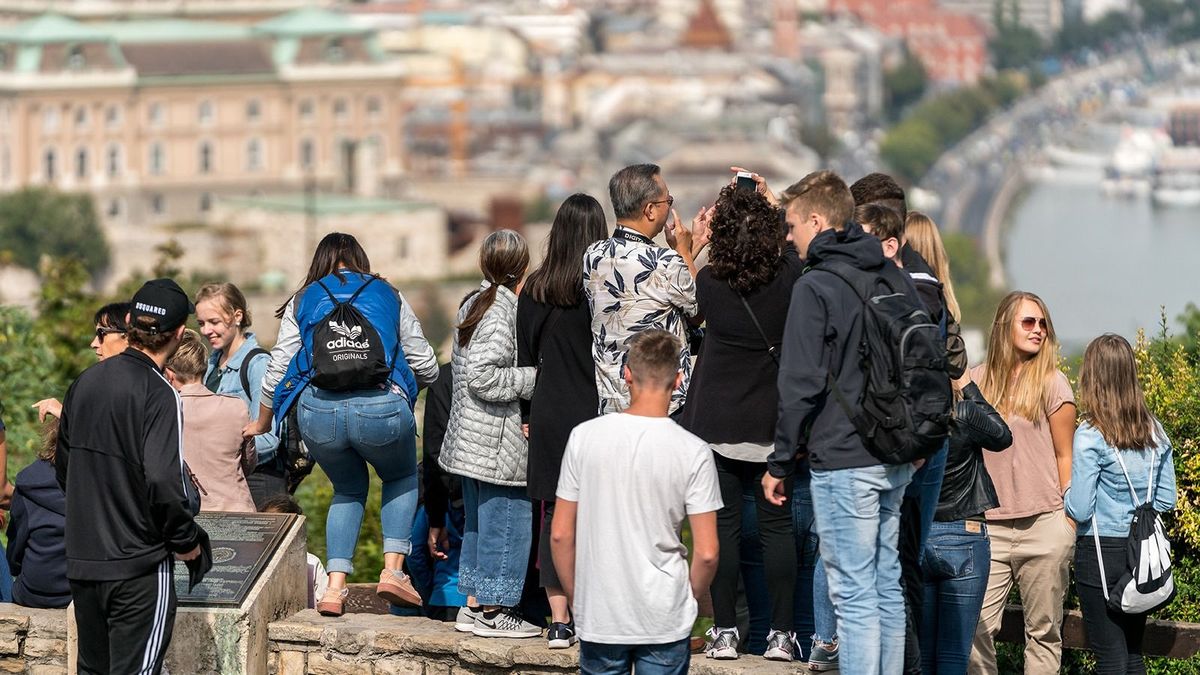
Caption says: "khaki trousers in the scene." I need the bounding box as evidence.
[969,508,1075,675]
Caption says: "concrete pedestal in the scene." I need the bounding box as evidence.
[68,515,307,675]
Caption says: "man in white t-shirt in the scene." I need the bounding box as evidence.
[552,329,721,675]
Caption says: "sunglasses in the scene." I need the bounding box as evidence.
[1018,317,1048,332]
[95,326,125,341]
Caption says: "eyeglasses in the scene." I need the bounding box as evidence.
[648,195,674,209]
[95,326,125,341]
[1018,317,1048,332]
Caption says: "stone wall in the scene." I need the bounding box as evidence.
[0,605,67,674]
[267,611,802,675]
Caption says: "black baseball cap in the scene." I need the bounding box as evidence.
[130,278,195,334]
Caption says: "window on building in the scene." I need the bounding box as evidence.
[325,38,345,63]
[246,138,262,171]
[42,107,59,133]
[246,99,261,122]
[396,235,409,260]
[44,148,56,182]
[66,44,85,70]
[199,192,212,212]
[366,96,382,118]
[74,106,88,129]
[300,138,314,170]
[150,193,165,215]
[333,98,347,121]
[75,147,88,180]
[299,98,314,122]
[149,142,165,175]
[198,100,214,125]
[105,105,121,129]
[106,143,121,178]
[1,147,10,182]
[0,49,8,69]
[198,141,212,174]
[107,198,123,218]
[148,102,163,127]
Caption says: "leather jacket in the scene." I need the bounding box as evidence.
[936,382,1013,522]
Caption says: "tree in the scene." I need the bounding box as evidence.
[880,118,943,184]
[883,51,928,120]
[942,233,1005,329]
[0,188,110,277]
[0,306,71,466]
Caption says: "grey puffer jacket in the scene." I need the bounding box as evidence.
[439,282,537,486]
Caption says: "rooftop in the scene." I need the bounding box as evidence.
[254,7,370,37]
[0,13,108,43]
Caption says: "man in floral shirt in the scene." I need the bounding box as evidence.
[583,163,711,415]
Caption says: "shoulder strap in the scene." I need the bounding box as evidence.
[1093,515,1110,600]
[316,273,379,307]
[239,347,270,401]
[733,285,778,365]
[814,260,898,301]
[1111,448,1152,506]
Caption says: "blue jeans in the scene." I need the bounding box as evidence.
[0,541,10,602]
[579,639,690,675]
[906,443,948,558]
[390,504,468,618]
[811,463,914,675]
[458,477,531,607]
[920,521,990,675]
[297,387,418,575]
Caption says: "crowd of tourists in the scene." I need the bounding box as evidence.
[0,163,1178,675]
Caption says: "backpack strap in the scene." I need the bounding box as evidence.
[239,347,270,401]
[733,284,778,365]
[317,273,379,306]
[1094,446,1159,602]
[1094,515,1110,600]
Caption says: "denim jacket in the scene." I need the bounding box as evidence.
[1064,421,1176,537]
[204,332,281,465]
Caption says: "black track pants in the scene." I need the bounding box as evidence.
[71,557,177,675]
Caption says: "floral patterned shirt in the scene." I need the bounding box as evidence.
[583,227,699,414]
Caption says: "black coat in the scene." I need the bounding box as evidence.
[678,249,802,446]
[516,293,599,502]
[936,383,1012,522]
[421,362,460,526]
[7,460,69,608]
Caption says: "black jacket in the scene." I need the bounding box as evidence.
[422,362,459,526]
[56,348,206,581]
[770,222,920,475]
[936,383,1012,522]
[7,460,69,608]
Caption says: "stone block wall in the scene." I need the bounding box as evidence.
[0,605,67,674]
[267,611,803,675]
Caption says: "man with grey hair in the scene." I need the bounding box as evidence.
[583,163,711,416]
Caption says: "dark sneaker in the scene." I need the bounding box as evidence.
[472,608,542,639]
[763,629,797,662]
[704,626,739,660]
[454,606,480,633]
[808,637,839,671]
[546,622,577,649]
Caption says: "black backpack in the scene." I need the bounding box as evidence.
[308,276,392,392]
[1094,446,1175,615]
[239,348,315,492]
[815,260,952,464]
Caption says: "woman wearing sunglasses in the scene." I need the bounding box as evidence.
[33,303,131,422]
[969,291,1077,675]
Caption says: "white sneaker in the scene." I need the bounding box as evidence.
[763,629,798,662]
[471,608,542,639]
[704,626,739,660]
[454,606,479,633]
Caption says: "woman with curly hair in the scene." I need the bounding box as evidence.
[679,184,802,662]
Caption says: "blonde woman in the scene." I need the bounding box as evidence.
[969,292,1076,675]
[905,211,966,376]
[1065,334,1175,673]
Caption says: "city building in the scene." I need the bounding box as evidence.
[0,8,406,230]
[830,0,988,85]
[935,0,1064,37]
[0,0,330,23]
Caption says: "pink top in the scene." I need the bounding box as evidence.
[179,383,257,513]
[973,366,1075,520]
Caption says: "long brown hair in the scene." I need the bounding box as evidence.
[978,291,1062,423]
[276,232,373,318]
[905,211,961,322]
[457,229,529,348]
[1078,334,1159,450]
[524,194,607,307]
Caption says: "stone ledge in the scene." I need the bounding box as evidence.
[0,605,68,674]
[269,612,806,674]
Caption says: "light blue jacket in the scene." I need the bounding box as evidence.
[203,332,281,465]
[1064,421,1176,538]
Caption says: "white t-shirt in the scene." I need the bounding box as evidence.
[557,413,723,644]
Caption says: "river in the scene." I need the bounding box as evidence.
[1004,174,1200,352]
